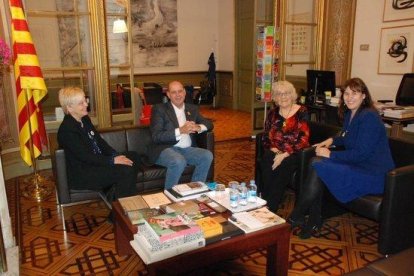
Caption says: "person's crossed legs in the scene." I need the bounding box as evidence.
[156,147,213,189]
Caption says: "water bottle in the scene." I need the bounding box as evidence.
[248,179,257,203]
[229,184,239,209]
[239,182,248,206]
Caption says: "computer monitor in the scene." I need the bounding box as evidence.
[306,70,336,104]
[395,73,414,106]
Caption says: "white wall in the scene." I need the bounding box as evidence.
[134,0,234,74]
[217,0,234,71]
[352,1,414,101]
[352,0,414,130]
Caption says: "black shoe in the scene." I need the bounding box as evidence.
[287,216,305,228]
[298,221,323,239]
[107,211,114,224]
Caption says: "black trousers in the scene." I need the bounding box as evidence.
[259,150,299,212]
[290,157,324,224]
[74,151,140,200]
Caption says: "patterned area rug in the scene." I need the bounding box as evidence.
[6,139,383,275]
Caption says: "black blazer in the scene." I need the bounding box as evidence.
[57,115,117,186]
[148,102,213,164]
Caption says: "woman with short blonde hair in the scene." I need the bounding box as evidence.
[57,87,140,213]
[58,86,85,114]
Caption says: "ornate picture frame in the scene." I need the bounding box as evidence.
[383,0,414,22]
[378,25,414,75]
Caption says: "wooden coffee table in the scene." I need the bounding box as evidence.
[113,200,291,276]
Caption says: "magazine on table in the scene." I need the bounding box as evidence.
[144,212,202,242]
[118,192,172,213]
[127,208,161,225]
[228,207,285,233]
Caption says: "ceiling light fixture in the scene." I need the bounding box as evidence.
[113,18,128,33]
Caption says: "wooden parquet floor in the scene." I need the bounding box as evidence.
[200,106,252,141]
[5,108,383,275]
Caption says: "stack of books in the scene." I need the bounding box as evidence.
[172,182,209,196]
[383,106,414,119]
[130,212,205,264]
[228,207,286,233]
[164,182,210,202]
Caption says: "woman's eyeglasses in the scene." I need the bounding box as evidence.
[275,92,291,98]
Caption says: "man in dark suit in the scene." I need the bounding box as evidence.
[149,81,214,189]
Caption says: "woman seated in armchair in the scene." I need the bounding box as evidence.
[57,87,140,203]
[288,78,395,239]
[260,80,310,213]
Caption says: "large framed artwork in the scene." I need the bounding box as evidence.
[378,25,414,75]
[383,0,414,22]
[131,0,178,68]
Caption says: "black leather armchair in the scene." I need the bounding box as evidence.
[297,123,414,255]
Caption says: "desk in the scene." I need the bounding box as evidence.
[382,116,414,138]
[306,104,341,126]
[113,201,290,276]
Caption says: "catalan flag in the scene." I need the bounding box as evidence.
[9,0,48,166]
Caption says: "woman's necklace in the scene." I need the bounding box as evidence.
[281,104,293,128]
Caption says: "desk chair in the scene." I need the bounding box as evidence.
[143,84,165,105]
[122,88,132,108]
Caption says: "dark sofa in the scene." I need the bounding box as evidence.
[255,121,414,255]
[52,126,214,205]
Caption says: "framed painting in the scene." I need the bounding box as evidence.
[378,25,414,75]
[383,0,414,22]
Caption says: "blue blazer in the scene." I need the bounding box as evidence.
[313,108,395,202]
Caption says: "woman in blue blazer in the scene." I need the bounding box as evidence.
[289,78,395,239]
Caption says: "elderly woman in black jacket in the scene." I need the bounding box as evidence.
[57,86,139,202]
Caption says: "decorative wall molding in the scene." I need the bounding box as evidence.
[323,0,356,86]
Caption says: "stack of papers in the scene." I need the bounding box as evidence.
[383,106,414,119]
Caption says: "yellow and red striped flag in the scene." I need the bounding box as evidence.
[9,0,48,166]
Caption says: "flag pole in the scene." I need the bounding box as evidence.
[21,89,53,202]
